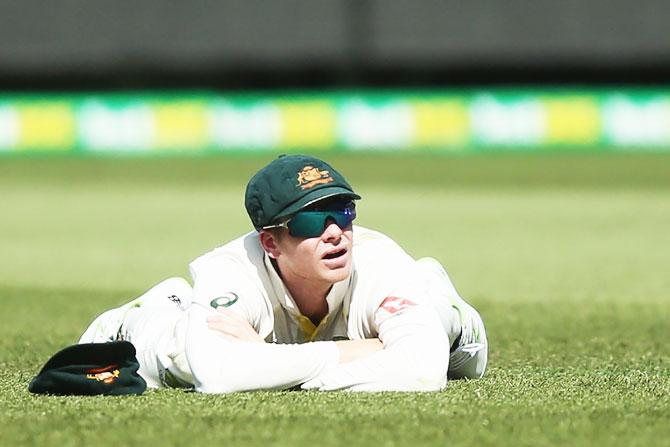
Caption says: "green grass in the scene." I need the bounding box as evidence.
[1,153,669,447]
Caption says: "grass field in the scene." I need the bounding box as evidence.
[1,153,669,447]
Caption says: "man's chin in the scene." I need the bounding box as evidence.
[321,261,351,283]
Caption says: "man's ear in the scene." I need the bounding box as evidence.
[259,230,281,259]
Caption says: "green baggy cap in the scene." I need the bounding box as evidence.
[28,341,147,396]
[245,154,361,229]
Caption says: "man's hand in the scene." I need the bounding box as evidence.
[207,308,264,343]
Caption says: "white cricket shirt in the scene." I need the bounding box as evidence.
[184,225,454,393]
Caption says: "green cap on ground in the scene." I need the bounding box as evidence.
[28,341,147,396]
[245,154,361,229]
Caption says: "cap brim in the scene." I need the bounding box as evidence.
[28,341,147,396]
[37,341,137,374]
[276,186,361,220]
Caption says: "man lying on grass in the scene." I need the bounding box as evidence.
[79,154,488,393]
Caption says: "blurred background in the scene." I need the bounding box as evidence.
[2,0,670,153]
[1,0,669,296]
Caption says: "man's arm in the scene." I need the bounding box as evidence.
[207,307,383,363]
[186,301,382,394]
[302,298,450,392]
[199,297,446,392]
[186,302,342,393]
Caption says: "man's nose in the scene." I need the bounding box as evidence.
[322,217,343,242]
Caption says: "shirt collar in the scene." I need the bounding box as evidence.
[263,253,350,318]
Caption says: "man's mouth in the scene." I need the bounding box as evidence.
[323,249,347,260]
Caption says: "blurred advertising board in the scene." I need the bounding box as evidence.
[2,90,670,154]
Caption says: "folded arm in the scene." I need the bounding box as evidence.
[302,298,450,392]
[201,298,449,393]
[206,306,383,361]
[186,303,344,393]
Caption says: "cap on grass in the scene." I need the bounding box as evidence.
[28,341,147,396]
[245,154,361,230]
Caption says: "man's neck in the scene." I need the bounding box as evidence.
[272,260,331,325]
[288,279,331,326]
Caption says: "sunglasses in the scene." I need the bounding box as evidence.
[263,201,356,238]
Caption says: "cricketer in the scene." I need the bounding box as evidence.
[79,154,488,393]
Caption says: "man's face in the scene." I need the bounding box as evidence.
[262,199,356,286]
[274,221,354,286]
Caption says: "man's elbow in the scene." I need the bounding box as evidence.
[403,369,448,392]
[191,365,271,394]
[193,374,259,394]
[191,370,236,394]
[418,371,448,391]
[389,352,449,392]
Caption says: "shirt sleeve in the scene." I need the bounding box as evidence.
[185,302,340,394]
[301,297,450,392]
[190,254,266,332]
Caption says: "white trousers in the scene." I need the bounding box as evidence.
[78,277,195,389]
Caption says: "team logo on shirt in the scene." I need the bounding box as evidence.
[86,364,120,384]
[379,296,417,314]
[167,294,182,306]
[210,292,239,309]
[296,166,334,190]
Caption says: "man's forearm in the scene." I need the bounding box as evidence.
[187,304,340,393]
[335,339,384,363]
[303,304,450,392]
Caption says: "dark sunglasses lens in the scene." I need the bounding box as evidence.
[287,208,356,238]
[332,209,355,228]
[287,213,326,237]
